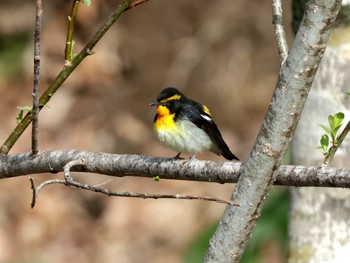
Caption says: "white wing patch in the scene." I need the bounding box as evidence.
[201,114,212,122]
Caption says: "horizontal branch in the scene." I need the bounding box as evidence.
[0,150,349,188]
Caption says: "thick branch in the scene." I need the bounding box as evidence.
[0,150,349,188]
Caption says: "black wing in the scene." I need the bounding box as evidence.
[182,101,239,160]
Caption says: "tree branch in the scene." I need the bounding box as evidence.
[64,0,80,66]
[0,0,133,156]
[0,150,349,188]
[29,178,239,209]
[204,1,342,262]
[323,120,350,166]
[272,0,288,63]
[32,0,42,155]
[126,0,150,11]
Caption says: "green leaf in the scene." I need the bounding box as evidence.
[320,134,329,148]
[17,106,32,111]
[16,110,23,124]
[328,114,335,131]
[346,91,350,96]
[333,112,344,128]
[333,125,343,138]
[81,0,91,6]
[319,124,332,136]
[153,176,160,182]
[16,105,32,123]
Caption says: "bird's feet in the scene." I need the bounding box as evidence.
[172,152,184,160]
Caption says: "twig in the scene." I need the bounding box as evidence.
[32,0,43,155]
[272,0,288,63]
[126,0,150,11]
[0,0,133,156]
[29,177,36,208]
[65,0,80,66]
[323,120,350,166]
[30,156,239,208]
[30,178,67,208]
[63,158,86,182]
[30,177,239,208]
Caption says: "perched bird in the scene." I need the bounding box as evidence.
[150,87,239,160]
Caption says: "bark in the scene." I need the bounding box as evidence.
[1,150,350,188]
[289,8,350,263]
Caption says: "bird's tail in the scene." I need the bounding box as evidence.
[221,149,239,161]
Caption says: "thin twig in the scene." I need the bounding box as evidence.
[65,0,80,66]
[32,0,43,155]
[30,157,239,208]
[126,0,150,11]
[29,177,36,208]
[323,120,350,166]
[0,0,133,156]
[272,0,288,63]
[30,178,67,208]
[31,177,239,208]
[63,158,86,182]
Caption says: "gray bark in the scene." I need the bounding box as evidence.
[290,26,350,262]
[1,150,350,188]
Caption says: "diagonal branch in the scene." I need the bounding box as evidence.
[323,120,350,166]
[126,0,150,11]
[0,0,134,156]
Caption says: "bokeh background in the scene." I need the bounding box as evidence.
[0,1,292,262]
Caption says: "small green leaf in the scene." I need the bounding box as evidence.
[333,125,343,138]
[333,112,344,128]
[328,115,335,130]
[17,106,32,111]
[319,124,332,136]
[346,91,350,96]
[153,176,160,182]
[320,134,329,148]
[16,105,32,123]
[16,110,23,124]
[81,0,91,6]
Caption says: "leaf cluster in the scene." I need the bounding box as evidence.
[318,112,344,156]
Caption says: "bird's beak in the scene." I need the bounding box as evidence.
[149,101,160,106]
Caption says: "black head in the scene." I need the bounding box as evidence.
[156,87,186,103]
[150,87,187,113]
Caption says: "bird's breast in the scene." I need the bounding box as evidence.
[154,105,176,131]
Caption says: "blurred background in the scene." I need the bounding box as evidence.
[0,0,292,262]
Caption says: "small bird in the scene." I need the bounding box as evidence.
[150,87,239,160]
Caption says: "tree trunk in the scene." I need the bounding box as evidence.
[290,5,350,262]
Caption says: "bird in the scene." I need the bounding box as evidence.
[150,87,239,160]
